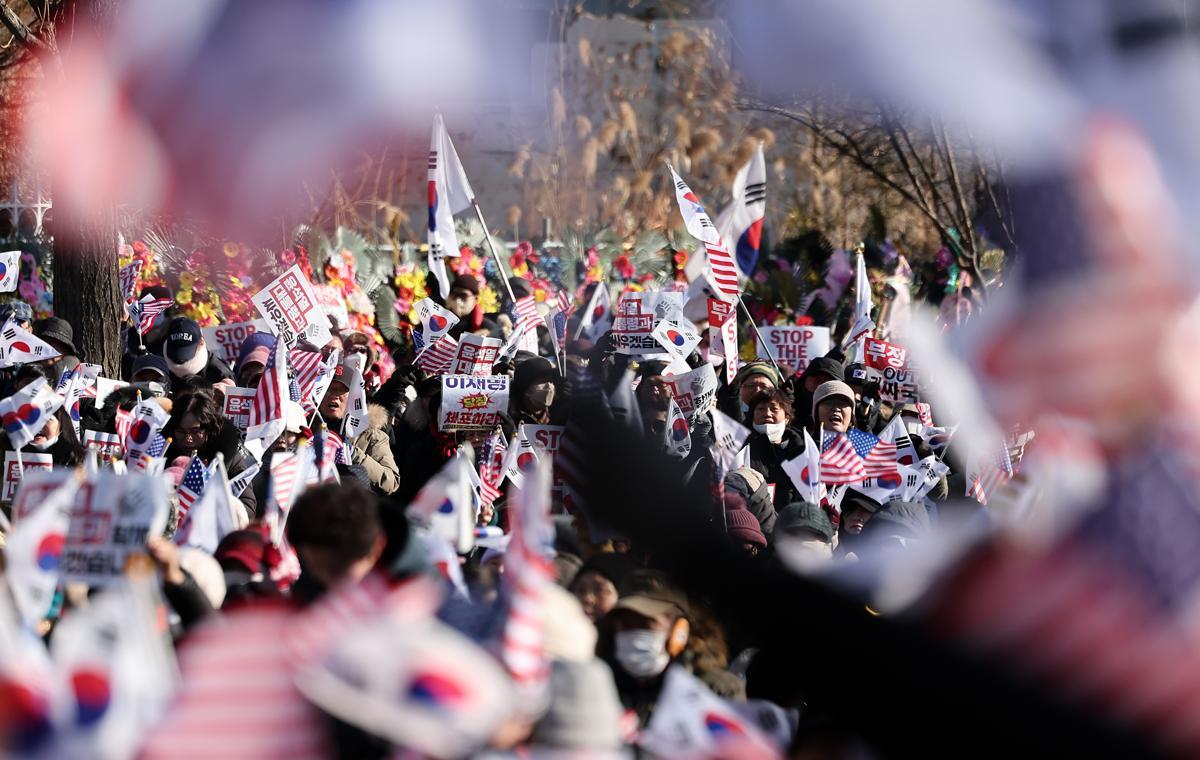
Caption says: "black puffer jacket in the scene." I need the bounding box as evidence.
[745,426,805,510]
[165,419,257,523]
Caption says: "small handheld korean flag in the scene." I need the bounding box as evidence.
[664,397,692,458]
[782,429,823,505]
[341,354,369,440]
[0,317,61,367]
[6,472,81,625]
[0,377,65,450]
[501,425,540,490]
[579,284,612,341]
[652,317,701,370]
[0,250,20,292]
[842,251,875,348]
[407,452,476,554]
[413,297,459,352]
[123,399,170,464]
[639,666,780,758]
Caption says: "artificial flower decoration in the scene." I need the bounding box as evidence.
[279,248,297,267]
[613,254,635,281]
[508,248,529,278]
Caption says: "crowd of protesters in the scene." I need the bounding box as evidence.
[0,251,1023,760]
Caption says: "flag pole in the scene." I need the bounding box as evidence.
[735,295,782,374]
[471,200,517,303]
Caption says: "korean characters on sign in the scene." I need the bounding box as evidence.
[439,375,510,431]
[252,265,333,349]
[861,337,919,403]
[450,334,502,376]
[611,291,684,356]
[756,326,831,377]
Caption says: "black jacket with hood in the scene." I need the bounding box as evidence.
[745,426,806,510]
[164,418,257,522]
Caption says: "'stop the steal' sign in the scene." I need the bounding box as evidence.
[252,265,333,350]
[202,321,258,365]
[861,337,919,403]
[756,326,831,377]
[439,375,509,430]
[611,291,684,356]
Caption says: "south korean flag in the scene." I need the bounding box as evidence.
[0,250,20,293]
[0,317,61,367]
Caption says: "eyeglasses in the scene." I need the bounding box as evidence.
[177,426,207,439]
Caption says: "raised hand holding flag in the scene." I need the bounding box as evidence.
[175,454,210,518]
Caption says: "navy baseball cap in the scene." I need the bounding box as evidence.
[164,317,203,363]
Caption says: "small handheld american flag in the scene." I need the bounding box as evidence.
[176,454,210,517]
[821,431,868,485]
[130,297,174,336]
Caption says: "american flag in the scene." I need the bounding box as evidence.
[130,297,174,335]
[269,450,303,514]
[546,290,573,355]
[669,165,739,302]
[511,295,541,335]
[288,349,325,406]
[147,433,168,458]
[247,338,287,443]
[176,454,210,517]
[114,406,134,444]
[821,431,867,484]
[967,441,1013,505]
[416,334,458,374]
[847,427,899,479]
[118,258,143,304]
[499,458,554,696]
[478,431,507,508]
[139,603,330,759]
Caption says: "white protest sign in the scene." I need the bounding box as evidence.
[93,377,129,408]
[251,264,333,349]
[202,321,258,366]
[60,471,169,586]
[611,291,684,356]
[756,326,830,377]
[313,284,351,331]
[12,469,71,522]
[2,451,53,502]
[222,387,258,433]
[83,429,125,460]
[664,363,718,421]
[525,424,567,499]
[449,333,502,376]
[439,375,509,431]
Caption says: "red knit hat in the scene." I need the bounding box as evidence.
[725,503,767,549]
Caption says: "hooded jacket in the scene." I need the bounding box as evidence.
[745,426,806,510]
[346,404,400,496]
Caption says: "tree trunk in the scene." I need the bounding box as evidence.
[52,209,123,377]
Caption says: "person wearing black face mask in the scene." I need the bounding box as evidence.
[510,356,564,427]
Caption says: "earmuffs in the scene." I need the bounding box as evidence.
[666,617,690,657]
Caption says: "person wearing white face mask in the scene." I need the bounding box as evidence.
[745,386,806,511]
[598,581,692,727]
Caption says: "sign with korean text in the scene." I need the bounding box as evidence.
[2,451,53,502]
[439,375,509,431]
[12,469,70,522]
[222,387,258,432]
[53,471,168,585]
[449,334,502,376]
[664,364,718,421]
[251,265,333,349]
[756,326,830,377]
[83,429,125,459]
[862,337,919,403]
[611,291,684,356]
[202,321,258,365]
[313,284,351,330]
[707,298,737,384]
